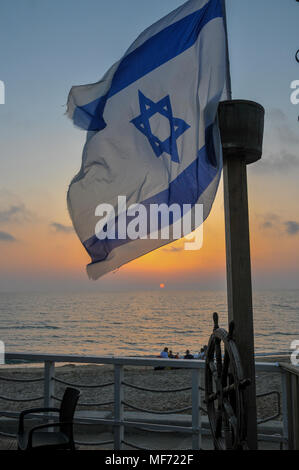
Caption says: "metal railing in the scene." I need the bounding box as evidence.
[279,363,299,450]
[0,352,291,449]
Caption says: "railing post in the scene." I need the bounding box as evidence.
[281,369,289,450]
[291,371,299,449]
[280,363,299,450]
[191,368,201,450]
[44,361,55,408]
[114,364,124,450]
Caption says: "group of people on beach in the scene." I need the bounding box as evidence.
[159,345,208,360]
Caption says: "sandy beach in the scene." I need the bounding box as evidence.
[0,357,287,422]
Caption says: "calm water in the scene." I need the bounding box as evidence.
[0,290,298,357]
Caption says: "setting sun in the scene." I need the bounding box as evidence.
[160,283,165,289]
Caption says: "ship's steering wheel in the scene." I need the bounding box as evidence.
[205,313,251,450]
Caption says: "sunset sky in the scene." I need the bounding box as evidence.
[0,0,298,292]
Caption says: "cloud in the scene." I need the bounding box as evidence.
[259,151,299,172]
[261,220,273,229]
[0,203,32,224]
[50,222,74,234]
[0,190,34,224]
[260,150,299,172]
[259,213,280,230]
[256,109,299,172]
[285,221,299,235]
[0,231,16,242]
[259,214,299,236]
[267,109,299,147]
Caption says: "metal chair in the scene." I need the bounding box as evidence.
[17,387,80,451]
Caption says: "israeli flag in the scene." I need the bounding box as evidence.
[67,0,228,280]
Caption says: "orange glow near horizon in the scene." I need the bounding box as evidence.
[1,176,299,288]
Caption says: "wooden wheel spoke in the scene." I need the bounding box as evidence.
[209,360,219,385]
[215,339,222,377]
[223,415,233,450]
[223,398,237,434]
[222,382,236,396]
[207,392,218,403]
[221,350,230,386]
[215,410,222,437]
[205,314,248,450]
[209,360,216,374]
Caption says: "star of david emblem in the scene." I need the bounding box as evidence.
[131,91,190,163]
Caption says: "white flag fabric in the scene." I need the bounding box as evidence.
[67,0,227,279]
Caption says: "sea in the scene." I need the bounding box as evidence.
[0,290,298,359]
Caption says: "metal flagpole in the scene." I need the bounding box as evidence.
[221,0,233,100]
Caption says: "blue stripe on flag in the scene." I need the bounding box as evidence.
[83,124,220,264]
[74,0,223,131]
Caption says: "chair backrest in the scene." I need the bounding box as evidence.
[59,387,80,437]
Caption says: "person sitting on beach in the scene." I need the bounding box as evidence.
[198,348,205,359]
[160,347,169,358]
[168,350,175,358]
[184,349,194,359]
[174,352,180,359]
